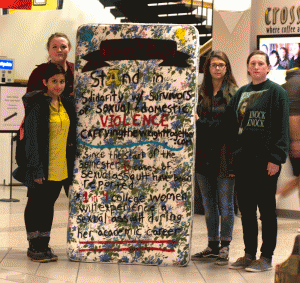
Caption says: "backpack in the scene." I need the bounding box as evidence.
[15,117,25,167]
[14,90,42,167]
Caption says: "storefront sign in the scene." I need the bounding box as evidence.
[265,6,300,34]
[0,0,32,9]
[2,0,64,13]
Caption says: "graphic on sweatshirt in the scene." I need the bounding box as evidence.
[237,90,267,134]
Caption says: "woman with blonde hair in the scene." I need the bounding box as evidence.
[26,32,74,196]
[27,32,74,97]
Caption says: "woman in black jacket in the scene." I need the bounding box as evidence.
[21,63,76,262]
[192,51,238,265]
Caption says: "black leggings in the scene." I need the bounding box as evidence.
[24,180,63,239]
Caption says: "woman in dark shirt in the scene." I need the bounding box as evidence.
[27,32,74,97]
[26,33,74,196]
[278,52,300,196]
[278,47,290,70]
[227,50,289,272]
[192,51,238,265]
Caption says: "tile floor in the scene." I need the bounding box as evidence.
[0,185,298,282]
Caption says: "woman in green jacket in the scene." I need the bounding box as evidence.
[228,50,290,272]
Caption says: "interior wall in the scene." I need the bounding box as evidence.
[0,0,120,81]
[212,9,252,87]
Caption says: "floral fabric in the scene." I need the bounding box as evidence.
[67,24,199,266]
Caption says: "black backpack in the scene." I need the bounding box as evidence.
[15,117,26,167]
[15,90,42,167]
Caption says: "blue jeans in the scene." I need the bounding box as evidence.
[196,173,235,242]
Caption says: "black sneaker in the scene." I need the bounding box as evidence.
[44,247,58,262]
[27,248,51,263]
[191,247,219,261]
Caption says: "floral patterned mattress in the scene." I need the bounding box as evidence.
[67,24,199,266]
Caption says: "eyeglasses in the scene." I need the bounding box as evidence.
[210,63,226,69]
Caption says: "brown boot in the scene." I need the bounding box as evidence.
[27,238,51,263]
[39,236,58,262]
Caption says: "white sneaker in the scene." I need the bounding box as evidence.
[215,247,229,265]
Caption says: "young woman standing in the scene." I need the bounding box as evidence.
[17,63,76,262]
[27,32,74,97]
[228,50,290,272]
[192,51,238,265]
[26,33,74,197]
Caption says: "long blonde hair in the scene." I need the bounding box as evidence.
[46,32,71,61]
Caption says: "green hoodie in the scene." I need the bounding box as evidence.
[226,79,290,166]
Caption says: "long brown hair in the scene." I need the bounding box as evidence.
[199,50,237,110]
